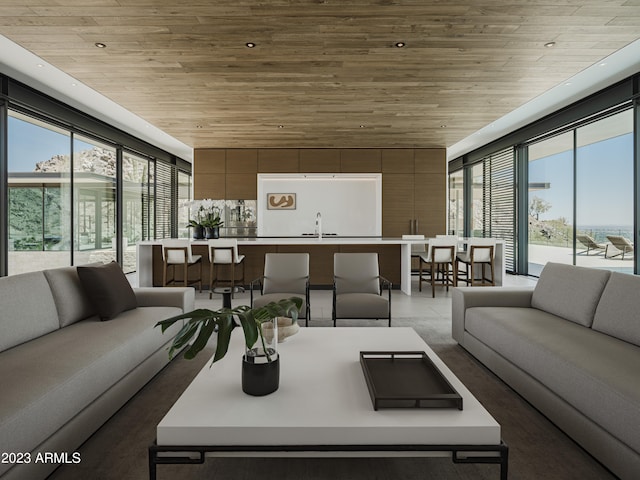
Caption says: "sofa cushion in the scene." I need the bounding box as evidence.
[592,272,640,347]
[77,262,137,320]
[0,271,60,352]
[43,266,98,327]
[465,306,640,454]
[0,306,183,459]
[531,262,610,327]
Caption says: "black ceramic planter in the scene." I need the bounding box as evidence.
[192,225,205,239]
[241,354,280,396]
[205,226,220,239]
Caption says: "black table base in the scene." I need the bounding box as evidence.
[149,441,508,480]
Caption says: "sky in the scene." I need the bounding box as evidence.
[8,116,94,171]
[528,133,634,227]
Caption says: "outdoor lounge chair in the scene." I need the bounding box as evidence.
[576,234,606,255]
[605,235,634,260]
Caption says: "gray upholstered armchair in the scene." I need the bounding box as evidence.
[332,253,392,327]
[250,253,311,326]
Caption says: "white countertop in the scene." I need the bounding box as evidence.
[139,237,504,246]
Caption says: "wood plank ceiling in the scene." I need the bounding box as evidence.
[0,1,639,150]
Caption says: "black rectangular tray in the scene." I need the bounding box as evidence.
[360,351,463,411]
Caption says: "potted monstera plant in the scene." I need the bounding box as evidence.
[156,297,302,396]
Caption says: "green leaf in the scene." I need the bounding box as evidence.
[238,310,259,349]
[167,322,200,358]
[212,314,234,364]
[183,319,216,360]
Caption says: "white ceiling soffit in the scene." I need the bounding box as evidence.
[0,34,193,162]
[447,38,640,161]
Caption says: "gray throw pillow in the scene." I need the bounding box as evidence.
[77,261,137,320]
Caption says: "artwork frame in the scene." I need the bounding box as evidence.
[267,193,296,210]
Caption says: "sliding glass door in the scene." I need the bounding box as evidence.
[526,108,634,275]
[448,170,464,236]
[7,112,71,275]
[575,110,634,272]
[527,132,574,275]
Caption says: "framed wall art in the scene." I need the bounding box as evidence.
[267,193,296,210]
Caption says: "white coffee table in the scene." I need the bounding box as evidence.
[150,327,507,479]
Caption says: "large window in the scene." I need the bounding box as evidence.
[470,163,484,237]
[449,73,639,276]
[527,132,574,275]
[123,152,153,273]
[73,135,117,266]
[526,109,634,275]
[8,112,71,275]
[575,110,634,272]
[448,170,464,236]
[177,171,192,239]
[3,108,191,277]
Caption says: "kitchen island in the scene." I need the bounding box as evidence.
[136,237,505,295]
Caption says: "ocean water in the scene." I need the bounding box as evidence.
[577,226,634,243]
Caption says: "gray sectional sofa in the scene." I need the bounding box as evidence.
[0,263,194,480]
[452,262,640,480]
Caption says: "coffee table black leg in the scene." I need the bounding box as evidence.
[451,442,508,479]
[501,444,509,480]
[150,442,508,479]
[148,446,157,480]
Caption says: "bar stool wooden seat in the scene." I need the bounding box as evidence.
[161,238,202,291]
[208,239,245,298]
[456,238,496,286]
[418,237,458,297]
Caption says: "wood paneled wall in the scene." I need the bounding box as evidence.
[193,148,446,237]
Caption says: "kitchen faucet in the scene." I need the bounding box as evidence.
[315,211,322,238]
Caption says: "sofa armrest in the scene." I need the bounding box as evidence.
[134,287,195,313]
[452,286,534,343]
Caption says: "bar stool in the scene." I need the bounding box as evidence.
[208,239,245,298]
[161,238,202,291]
[456,238,496,286]
[402,234,426,277]
[418,237,458,297]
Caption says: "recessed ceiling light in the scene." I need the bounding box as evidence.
[95,42,107,48]
[599,62,607,67]
[246,42,256,48]
[71,83,77,87]
[565,82,572,86]
[544,42,556,48]
[36,63,44,68]
[395,42,405,48]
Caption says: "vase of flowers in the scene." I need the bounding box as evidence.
[188,199,225,239]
